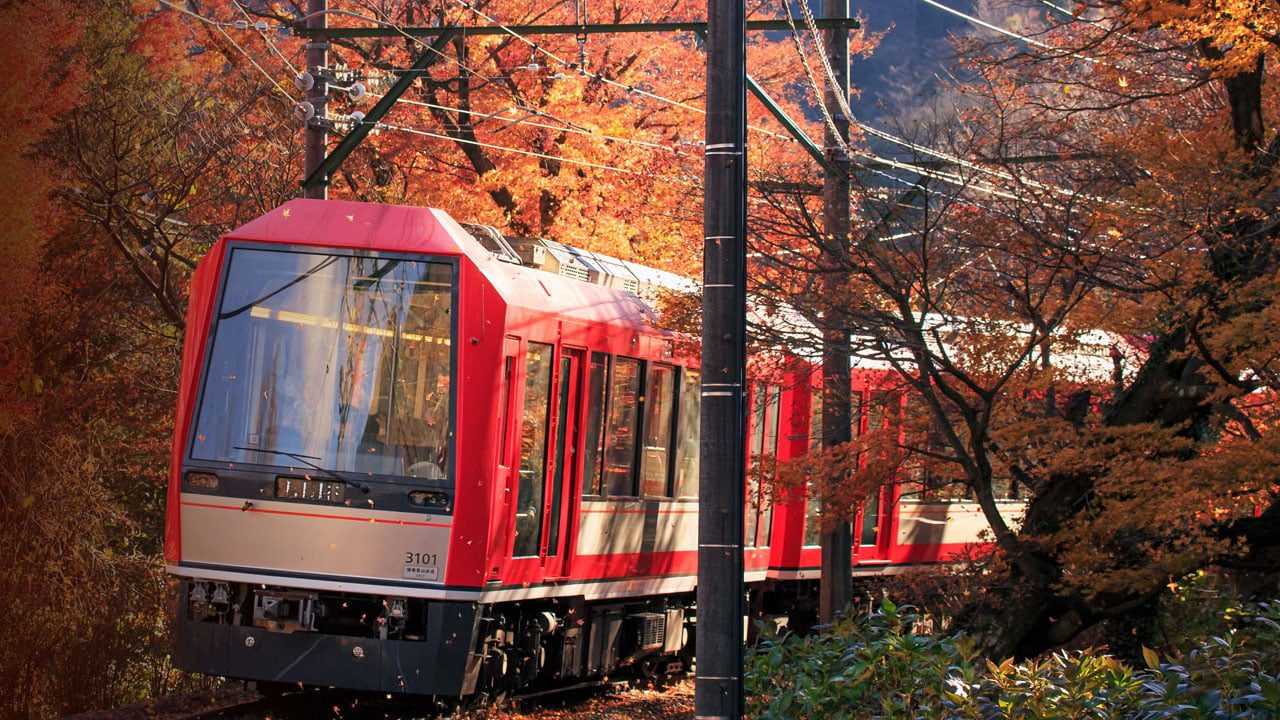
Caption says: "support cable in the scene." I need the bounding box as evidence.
[378,121,699,184]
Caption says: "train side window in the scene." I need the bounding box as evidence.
[809,386,822,450]
[805,381,822,546]
[582,352,609,497]
[805,384,864,545]
[991,472,1017,500]
[906,405,981,502]
[903,418,945,501]
[747,383,781,548]
[601,357,642,496]
[672,369,700,498]
[760,384,780,545]
[861,390,896,546]
[514,342,554,557]
[639,363,677,497]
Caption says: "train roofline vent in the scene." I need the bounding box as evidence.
[491,234,700,303]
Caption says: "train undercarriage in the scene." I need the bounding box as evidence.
[174,578,696,698]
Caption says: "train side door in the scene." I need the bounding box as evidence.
[489,337,522,580]
[510,343,581,580]
[546,348,583,578]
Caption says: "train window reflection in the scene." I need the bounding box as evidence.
[639,364,676,497]
[747,383,780,548]
[672,369,700,498]
[582,353,609,496]
[602,358,642,496]
[515,343,554,557]
[190,247,454,481]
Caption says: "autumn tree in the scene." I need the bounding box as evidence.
[943,0,1280,658]
[0,0,302,714]
[0,0,90,711]
[748,0,1280,660]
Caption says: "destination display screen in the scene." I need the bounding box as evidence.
[275,476,345,503]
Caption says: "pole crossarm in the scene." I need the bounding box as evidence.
[746,74,841,176]
[294,18,858,39]
[301,29,459,191]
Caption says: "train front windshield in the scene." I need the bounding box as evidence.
[190,246,455,481]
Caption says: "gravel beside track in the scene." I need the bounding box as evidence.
[57,679,694,720]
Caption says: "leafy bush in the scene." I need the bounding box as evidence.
[747,600,982,719]
[745,599,1280,719]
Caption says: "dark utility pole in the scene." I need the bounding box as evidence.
[303,0,328,200]
[819,0,854,623]
[697,0,746,717]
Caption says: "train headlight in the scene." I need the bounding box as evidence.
[408,490,450,508]
[185,472,219,490]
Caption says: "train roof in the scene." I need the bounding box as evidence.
[220,201,1140,381]
[220,199,673,334]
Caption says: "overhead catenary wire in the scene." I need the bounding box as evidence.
[449,0,802,144]
[231,0,303,77]
[377,121,702,187]
[918,0,1195,83]
[777,0,851,158]
[167,0,884,167]
[153,0,299,103]
[365,93,696,155]
[774,0,1088,205]
[325,1,785,149]
[154,0,676,160]
[151,0,789,197]
[149,0,1164,297]
[790,0,858,156]
[450,0,704,113]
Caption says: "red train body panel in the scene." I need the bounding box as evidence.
[165,200,1014,696]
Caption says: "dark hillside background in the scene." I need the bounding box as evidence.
[850,0,970,124]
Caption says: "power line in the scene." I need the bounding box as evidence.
[918,0,1194,83]
[153,0,299,102]
[366,93,697,155]
[448,0,797,143]
[793,0,857,156]
[231,1,303,77]
[777,0,850,158]
[377,121,701,188]
[326,3,794,152]
[155,0,1116,215]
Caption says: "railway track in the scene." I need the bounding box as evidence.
[170,689,354,720]
[162,674,692,720]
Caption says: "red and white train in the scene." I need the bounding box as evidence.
[164,199,1015,696]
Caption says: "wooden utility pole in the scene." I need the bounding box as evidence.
[696,0,746,716]
[818,0,854,624]
[303,0,328,200]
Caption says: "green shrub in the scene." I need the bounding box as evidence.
[747,600,982,719]
[745,599,1280,719]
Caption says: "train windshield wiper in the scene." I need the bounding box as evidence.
[233,446,371,494]
[219,256,340,320]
